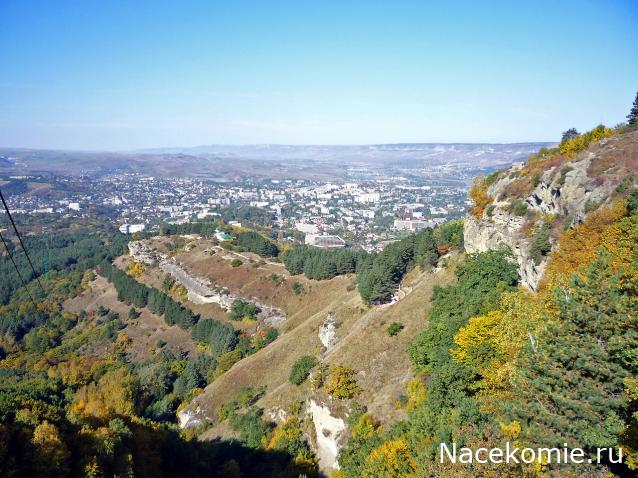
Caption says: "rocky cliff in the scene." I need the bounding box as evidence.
[464,129,638,290]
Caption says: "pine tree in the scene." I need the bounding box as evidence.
[628,90,638,126]
[509,253,638,451]
[561,128,579,143]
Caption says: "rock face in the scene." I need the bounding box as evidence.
[464,210,545,290]
[177,406,209,429]
[307,399,347,471]
[464,136,624,291]
[319,314,338,352]
[128,240,287,325]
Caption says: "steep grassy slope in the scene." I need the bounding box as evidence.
[64,274,198,361]
[189,260,456,431]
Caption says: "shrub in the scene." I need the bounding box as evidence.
[229,407,272,449]
[616,175,634,193]
[485,170,501,186]
[96,305,109,317]
[291,282,303,295]
[386,322,404,337]
[229,299,261,321]
[531,223,551,264]
[127,308,141,320]
[509,200,528,216]
[127,261,145,278]
[468,176,492,219]
[324,365,361,399]
[230,259,243,268]
[557,166,573,186]
[213,349,243,377]
[584,198,600,213]
[532,174,541,188]
[289,355,318,385]
[162,274,176,291]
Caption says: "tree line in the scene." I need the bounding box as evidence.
[282,220,464,304]
[282,246,365,280]
[99,261,198,329]
[235,231,279,257]
[0,226,128,305]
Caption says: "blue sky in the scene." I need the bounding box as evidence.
[1,0,637,150]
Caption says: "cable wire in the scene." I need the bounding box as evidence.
[0,188,45,291]
[0,229,38,307]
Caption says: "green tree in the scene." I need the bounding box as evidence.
[508,254,638,452]
[289,356,318,385]
[628,90,638,126]
[561,128,579,143]
[386,322,404,336]
[530,222,551,264]
[229,299,261,321]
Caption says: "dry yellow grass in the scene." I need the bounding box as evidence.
[64,275,198,361]
[196,263,455,439]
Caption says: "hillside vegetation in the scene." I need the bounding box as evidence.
[0,116,636,477]
[333,126,638,477]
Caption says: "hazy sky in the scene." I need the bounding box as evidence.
[1,0,637,150]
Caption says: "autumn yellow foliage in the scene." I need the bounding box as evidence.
[405,375,426,411]
[361,438,417,478]
[72,367,137,419]
[170,282,188,300]
[324,364,362,399]
[267,418,304,450]
[32,421,70,474]
[468,176,492,219]
[558,124,613,159]
[451,291,546,408]
[541,201,626,290]
[127,261,145,278]
[352,413,381,440]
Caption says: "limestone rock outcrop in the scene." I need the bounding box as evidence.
[464,133,633,290]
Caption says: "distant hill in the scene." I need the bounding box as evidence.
[0,142,553,179]
[137,142,554,167]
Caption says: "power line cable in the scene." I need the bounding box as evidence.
[0,228,38,307]
[0,188,45,291]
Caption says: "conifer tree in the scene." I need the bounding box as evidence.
[509,254,638,450]
[628,90,638,126]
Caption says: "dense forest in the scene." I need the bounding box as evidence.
[235,231,279,257]
[0,226,303,477]
[0,227,128,305]
[99,261,199,329]
[283,220,463,304]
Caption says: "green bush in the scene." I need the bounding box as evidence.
[291,282,303,295]
[230,259,243,268]
[616,175,634,193]
[386,322,404,337]
[289,355,318,385]
[531,223,551,264]
[229,299,261,321]
[509,200,528,216]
